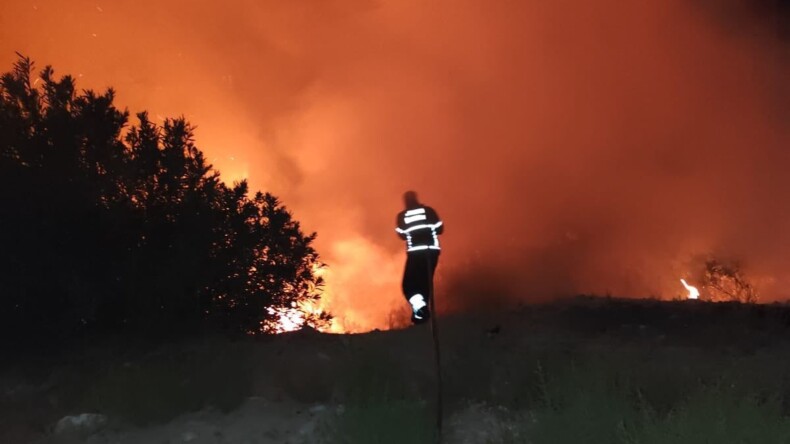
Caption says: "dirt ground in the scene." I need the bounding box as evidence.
[34,398,331,444]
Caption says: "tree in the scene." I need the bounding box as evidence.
[0,55,328,343]
[701,259,758,303]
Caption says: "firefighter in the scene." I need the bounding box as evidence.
[395,191,444,324]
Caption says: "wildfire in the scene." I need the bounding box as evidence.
[680,278,700,300]
[260,263,345,334]
[261,298,335,334]
[260,235,406,334]
[264,303,305,333]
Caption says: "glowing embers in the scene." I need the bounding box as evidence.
[260,263,335,334]
[261,297,330,334]
[264,302,306,333]
[680,278,700,300]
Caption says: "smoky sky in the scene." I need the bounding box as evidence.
[2,0,787,331]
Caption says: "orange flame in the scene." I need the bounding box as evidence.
[262,235,407,334]
[264,303,305,333]
[680,278,700,300]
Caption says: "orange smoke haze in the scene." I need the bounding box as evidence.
[2,0,787,331]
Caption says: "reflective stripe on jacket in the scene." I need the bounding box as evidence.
[396,206,443,252]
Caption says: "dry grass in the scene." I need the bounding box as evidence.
[7,297,790,443]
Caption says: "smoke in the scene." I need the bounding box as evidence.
[2,0,787,330]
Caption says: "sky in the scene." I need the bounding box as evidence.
[1,0,787,331]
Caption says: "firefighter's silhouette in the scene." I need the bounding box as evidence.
[396,191,443,324]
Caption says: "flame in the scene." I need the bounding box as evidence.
[314,236,406,333]
[680,278,700,300]
[259,263,336,334]
[262,235,406,334]
[2,0,787,336]
[264,303,305,333]
[261,297,336,334]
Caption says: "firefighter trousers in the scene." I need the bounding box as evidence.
[402,250,440,303]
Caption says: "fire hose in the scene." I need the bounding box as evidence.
[427,254,443,443]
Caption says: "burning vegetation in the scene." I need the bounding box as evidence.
[0,56,330,341]
[680,279,700,300]
[679,258,760,303]
[702,259,759,303]
[1,0,787,333]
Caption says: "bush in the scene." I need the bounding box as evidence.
[702,259,758,303]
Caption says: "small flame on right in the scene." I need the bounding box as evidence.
[680,279,700,300]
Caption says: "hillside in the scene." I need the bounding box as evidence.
[5,297,790,443]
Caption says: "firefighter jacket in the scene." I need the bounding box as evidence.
[395,206,444,252]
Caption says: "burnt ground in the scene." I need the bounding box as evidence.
[5,296,790,443]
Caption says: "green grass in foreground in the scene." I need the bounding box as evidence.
[331,347,790,444]
[529,358,790,444]
[326,348,436,443]
[79,342,253,426]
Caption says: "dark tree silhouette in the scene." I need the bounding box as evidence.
[0,55,328,344]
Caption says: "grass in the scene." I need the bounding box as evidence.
[527,369,790,443]
[324,347,437,444]
[78,340,254,426]
[9,298,790,443]
[626,388,790,444]
[329,400,435,444]
[328,342,790,443]
[482,348,790,444]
